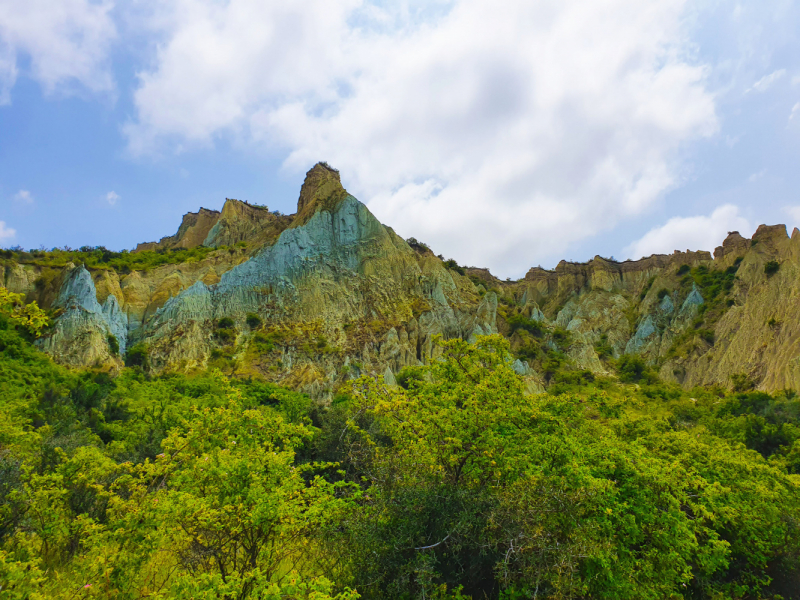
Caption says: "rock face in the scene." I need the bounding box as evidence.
[7,163,800,396]
[36,265,127,367]
[135,207,221,252]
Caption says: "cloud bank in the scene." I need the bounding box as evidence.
[0,0,116,104]
[123,0,717,276]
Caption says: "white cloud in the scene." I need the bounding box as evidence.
[13,189,32,203]
[126,0,717,276]
[0,220,16,243]
[791,102,800,121]
[0,0,116,103]
[623,205,750,260]
[748,169,766,182]
[106,190,120,205]
[747,69,786,93]
[784,205,800,227]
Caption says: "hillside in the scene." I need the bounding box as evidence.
[2,162,799,396]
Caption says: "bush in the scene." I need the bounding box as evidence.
[656,288,670,300]
[764,260,780,276]
[507,314,544,337]
[443,258,465,276]
[677,264,690,275]
[217,317,235,329]
[594,333,613,360]
[698,329,715,344]
[731,373,757,392]
[215,328,235,343]
[124,343,148,368]
[396,366,425,390]
[107,334,119,356]
[616,354,658,384]
[245,313,262,328]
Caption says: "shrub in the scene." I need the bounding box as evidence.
[551,327,571,349]
[594,333,613,360]
[656,288,670,300]
[507,314,544,337]
[731,373,757,392]
[217,317,235,329]
[215,328,235,344]
[107,334,120,356]
[764,261,780,276]
[125,343,148,368]
[616,354,658,384]
[443,258,465,276]
[396,366,425,390]
[245,313,262,328]
[698,329,715,345]
[639,275,656,300]
[677,264,690,275]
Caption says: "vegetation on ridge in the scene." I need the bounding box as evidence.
[1,245,234,275]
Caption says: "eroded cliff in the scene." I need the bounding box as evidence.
[4,163,799,397]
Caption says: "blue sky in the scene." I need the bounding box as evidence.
[1,0,799,278]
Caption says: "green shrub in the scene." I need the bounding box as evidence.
[245,313,262,328]
[551,327,571,349]
[217,317,235,329]
[639,275,656,300]
[731,373,757,392]
[396,365,425,390]
[507,314,544,337]
[764,260,780,276]
[656,288,670,300]
[594,333,613,360]
[616,354,658,384]
[443,258,465,276]
[677,264,690,275]
[698,328,715,345]
[124,343,148,368]
[107,334,119,356]
[215,328,235,343]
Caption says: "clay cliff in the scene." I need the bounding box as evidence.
[3,163,799,397]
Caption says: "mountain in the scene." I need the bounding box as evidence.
[3,162,799,397]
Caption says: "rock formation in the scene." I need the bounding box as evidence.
[4,163,800,396]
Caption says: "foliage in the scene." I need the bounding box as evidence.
[2,245,222,275]
[406,237,431,252]
[506,314,544,337]
[124,343,148,369]
[1,322,799,599]
[106,334,119,356]
[0,287,49,336]
[246,312,262,328]
[443,259,465,276]
[594,333,613,360]
[217,316,235,329]
[639,275,656,300]
[325,336,800,600]
[615,354,658,384]
[764,260,780,276]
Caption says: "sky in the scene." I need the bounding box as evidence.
[1,0,799,278]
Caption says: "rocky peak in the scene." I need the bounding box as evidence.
[714,231,749,259]
[135,207,221,252]
[203,198,293,248]
[751,224,789,252]
[296,162,347,218]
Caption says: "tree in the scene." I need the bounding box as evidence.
[0,287,49,336]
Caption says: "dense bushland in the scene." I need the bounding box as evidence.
[1,290,799,599]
